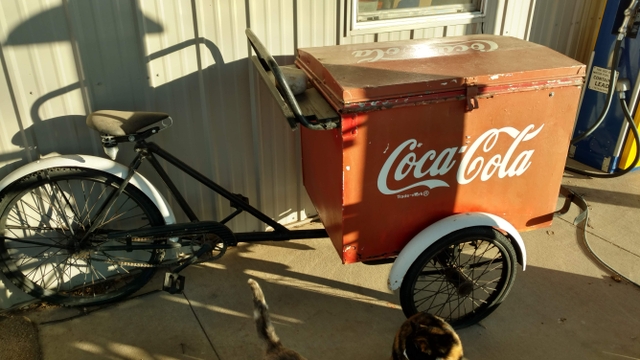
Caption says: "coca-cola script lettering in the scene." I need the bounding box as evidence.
[377,124,544,195]
[353,40,499,63]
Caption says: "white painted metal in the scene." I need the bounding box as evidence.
[529,0,606,64]
[500,0,536,39]
[387,212,526,291]
[296,1,338,48]
[0,154,177,226]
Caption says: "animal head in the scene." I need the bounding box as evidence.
[408,320,465,360]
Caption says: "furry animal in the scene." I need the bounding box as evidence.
[392,313,465,360]
[248,279,307,360]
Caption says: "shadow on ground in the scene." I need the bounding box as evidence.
[23,232,640,360]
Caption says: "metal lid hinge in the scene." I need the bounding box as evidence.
[466,85,479,111]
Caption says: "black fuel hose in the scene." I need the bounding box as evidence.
[563,36,639,177]
[565,95,640,178]
[570,39,623,146]
[561,187,640,290]
[561,98,640,289]
[562,0,640,289]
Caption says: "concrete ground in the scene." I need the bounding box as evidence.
[3,168,640,360]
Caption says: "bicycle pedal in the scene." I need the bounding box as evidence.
[163,272,186,294]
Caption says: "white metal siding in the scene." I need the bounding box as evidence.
[0,0,605,309]
[529,0,606,64]
[500,0,536,39]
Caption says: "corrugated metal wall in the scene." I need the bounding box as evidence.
[0,0,605,308]
[529,0,606,64]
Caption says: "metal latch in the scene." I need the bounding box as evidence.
[466,85,479,111]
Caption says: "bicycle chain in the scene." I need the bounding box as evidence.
[88,222,235,269]
[95,236,194,269]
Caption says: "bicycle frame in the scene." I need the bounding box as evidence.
[90,139,328,246]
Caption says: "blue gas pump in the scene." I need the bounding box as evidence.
[569,0,640,175]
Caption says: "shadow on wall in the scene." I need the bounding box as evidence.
[0,0,265,223]
[0,0,235,160]
[0,1,164,178]
[0,0,304,309]
[0,1,218,308]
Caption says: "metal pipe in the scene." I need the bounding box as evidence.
[235,229,328,242]
[614,69,640,161]
[245,28,330,131]
[144,148,199,222]
[147,142,289,233]
[629,69,640,114]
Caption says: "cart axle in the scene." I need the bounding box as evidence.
[443,267,474,297]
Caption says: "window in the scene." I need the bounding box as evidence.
[351,0,485,34]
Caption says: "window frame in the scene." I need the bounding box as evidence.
[349,0,487,35]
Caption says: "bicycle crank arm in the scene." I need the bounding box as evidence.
[172,242,212,274]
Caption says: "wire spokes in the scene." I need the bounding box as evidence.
[0,172,160,304]
[411,238,509,324]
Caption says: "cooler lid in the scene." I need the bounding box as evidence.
[295,35,585,108]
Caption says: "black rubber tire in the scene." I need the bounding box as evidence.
[0,167,165,307]
[399,226,518,329]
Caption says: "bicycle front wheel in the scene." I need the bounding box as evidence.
[399,226,518,329]
[0,167,166,306]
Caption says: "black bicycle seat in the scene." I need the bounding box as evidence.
[86,110,170,136]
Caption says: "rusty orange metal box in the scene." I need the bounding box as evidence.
[294,35,585,264]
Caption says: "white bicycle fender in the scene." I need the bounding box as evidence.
[0,155,176,227]
[387,212,526,291]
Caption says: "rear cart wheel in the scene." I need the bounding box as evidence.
[0,167,166,307]
[399,226,518,329]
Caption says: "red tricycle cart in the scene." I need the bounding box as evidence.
[0,29,584,330]
[247,29,585,328]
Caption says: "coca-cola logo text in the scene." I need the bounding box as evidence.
[377,124,544,195]
[353,40,499,63]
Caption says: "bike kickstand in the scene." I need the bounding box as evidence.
[162,242,213,294]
